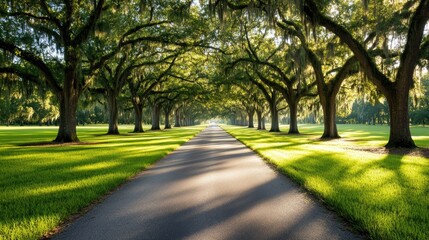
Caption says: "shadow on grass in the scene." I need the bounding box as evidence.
[16,142,100,147]
[0,126,205,239]
[223,125,429,240]
[345,146,429,158]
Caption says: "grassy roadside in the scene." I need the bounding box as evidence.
[222,124,429,240]
[0,125,205,240]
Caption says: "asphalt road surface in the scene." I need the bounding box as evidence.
[54,125,362,240]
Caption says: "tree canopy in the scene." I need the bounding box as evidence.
[1,0,428,148]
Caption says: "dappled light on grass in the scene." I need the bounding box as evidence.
[224,124,429,240]
[0,125,204,239]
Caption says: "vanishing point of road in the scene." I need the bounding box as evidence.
[54,125,362,240]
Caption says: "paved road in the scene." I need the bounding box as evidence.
[54,125,361,240]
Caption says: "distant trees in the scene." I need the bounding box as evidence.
[410,75,429,126]
[340,99,390,125]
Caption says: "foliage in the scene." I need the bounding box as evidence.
[0,81,59,125]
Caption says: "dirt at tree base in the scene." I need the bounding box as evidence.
[313,137,429,158]
[347,146,429,158]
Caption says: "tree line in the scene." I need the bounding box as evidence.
[0,0,215,140]
[208,0,429,148]
[1,0,428,148]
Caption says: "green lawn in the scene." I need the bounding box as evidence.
[0,125,204,240]
[223,124,429,240]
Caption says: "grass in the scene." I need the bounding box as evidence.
[223,124,429,240]
[0,124,204,240]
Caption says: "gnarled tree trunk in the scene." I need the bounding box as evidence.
[247,108,255,128]
[132,98,144,133]
[321,94,340,138]
[269,91,280,132]
[54,49,81,143]
[256,109,263,130]
[164,109,171,129]
[151,102,161,130]
[385,89,415,148]
[270,109,280,132]
[262,117,266,130]
[106,89,120,134]
[287,99,299,134]
[174,108,181,127]
[269,104,280,132]
[54,90,79,142]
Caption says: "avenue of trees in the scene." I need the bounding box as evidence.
[1,0,428,148]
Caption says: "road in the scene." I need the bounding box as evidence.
[54,125,361,240]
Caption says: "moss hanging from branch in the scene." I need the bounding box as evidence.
[208,0,281,26]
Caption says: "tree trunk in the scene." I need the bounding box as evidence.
[269,100,280,132]
[164,109,171,129]
[248,108,255,128]
[107,89,120,134]
[151,102,161,130]
[262,117,266,130]
[256,110,262,130]
[174,109,181,127]
[132,99,144,132]
[269,92,280,132]
[288,100,299,134]
[321,94,340,138]
[270,109,280,132]
[53,48,80,143]
[385,90,416,148]
[54,89,79,142]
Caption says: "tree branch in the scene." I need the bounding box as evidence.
[303,0,393,95]
[39,0,62,29]
[0,66,41,85]
[120,21,171,43]
[330,56,359,96]
[396,0,429,85]
[0,39,61,93]
[72,0,106,46]
[1,10,56,24]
